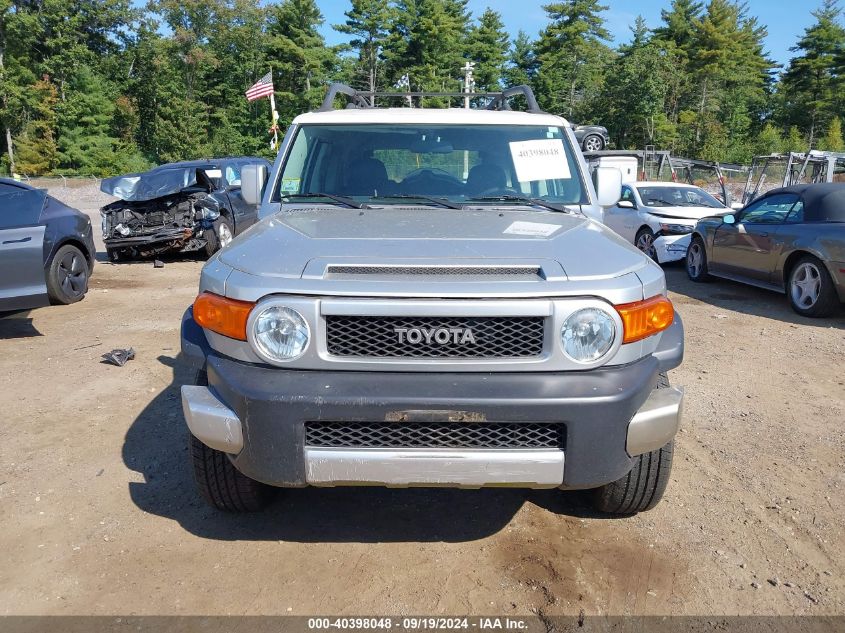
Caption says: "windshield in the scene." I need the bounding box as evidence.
[636,186,724,208]
[274,123,587,206]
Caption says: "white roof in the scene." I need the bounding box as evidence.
[293,107,569,127]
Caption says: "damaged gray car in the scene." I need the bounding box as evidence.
[100,157,270,261]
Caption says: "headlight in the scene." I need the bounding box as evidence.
[560,308,615,363]
[251,306,310,361]
[659,223,693,235]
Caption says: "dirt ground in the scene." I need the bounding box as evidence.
[0,181,843,617]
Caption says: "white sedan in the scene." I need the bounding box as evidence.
[599,182,729,263]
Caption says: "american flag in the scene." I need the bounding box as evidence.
[245,72,275,101]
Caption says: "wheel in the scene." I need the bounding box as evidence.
[188,370,274,512]
[106,247,122,262]
[686,235,711,282]
[787,255,839,317]
[582,134,605,152]
[204,215,234,257]
[592,374,674,515]
[635,227,657,261]
[46,244,89,305]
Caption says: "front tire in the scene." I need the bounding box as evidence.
[204,216,234,257]
[635,227,657,261]
[686,235,711,282]
[582,134,605,152]
[46,244,90,304]
[591,373,674,515]
[788,255,839,317]
[188,371,274,512]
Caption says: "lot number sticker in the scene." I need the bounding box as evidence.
[509,139,571,182]
[503,221,561,237]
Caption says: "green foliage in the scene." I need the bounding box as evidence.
[753,123,786,156]
[535,0,613,118]
[819,117,845,150]
[466,8,509,91]
[780,0,845,147]
[334,0,394,95]
[15,79,59,175]
[5,0,845,177]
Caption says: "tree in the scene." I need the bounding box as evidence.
[381,0,470,104]
[504,31,538,88]
[819,116,845,150]
[599,17,673,148]
[15,78,59,175]
[535,0,613,118]
[267,0,339,122]
[334,0,393,99]
[467,8,509,91]
[752,122,785,156]
[781,0,845,147]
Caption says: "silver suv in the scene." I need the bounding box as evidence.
[180,85,685,515]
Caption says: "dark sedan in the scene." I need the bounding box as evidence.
[571,123,609,152]
[100,157,270,261]
[686,183,845,317]
[0,178,95,311]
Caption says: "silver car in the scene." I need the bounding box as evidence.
[179,84,685,516]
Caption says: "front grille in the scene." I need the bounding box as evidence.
[305,421,565,449]
[327,265,541,278]
[325,316,545,358]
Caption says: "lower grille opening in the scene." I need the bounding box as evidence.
[305,421,565,450]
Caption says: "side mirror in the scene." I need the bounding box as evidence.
[241,164,267,206]
[593,167,622,207]
[722,213,736,225]
[617,199,636,209]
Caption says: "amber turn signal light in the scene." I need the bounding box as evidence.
[615,295,674,344]
[193,292,255,341]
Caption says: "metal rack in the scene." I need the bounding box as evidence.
[319,82,543,114]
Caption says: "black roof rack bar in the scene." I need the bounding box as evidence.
[320,83,372,111]
[486,85,541,113]
[319,83,544,113]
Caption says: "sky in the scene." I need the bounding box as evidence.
[315,0,821,69]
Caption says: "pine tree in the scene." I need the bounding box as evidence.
[467,8,509,92]
[781,0,845,148]
[334,0,393,98]
[266,0,340,124]
[535,0,613,118]
[599,17,673,148]
[819,117,845,150]
[15,78,59,175]
[504,31,538,88]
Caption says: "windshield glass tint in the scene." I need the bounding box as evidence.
[636,186,724,208]
[275,124,587,205]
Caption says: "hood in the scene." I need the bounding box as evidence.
[218,206,649,282]
[645,205,727,221]
[100,167,213,202]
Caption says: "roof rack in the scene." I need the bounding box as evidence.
[319,83,543,114]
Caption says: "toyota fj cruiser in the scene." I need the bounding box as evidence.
[180,84,685,515]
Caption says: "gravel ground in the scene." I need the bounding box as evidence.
[0,180,843,617]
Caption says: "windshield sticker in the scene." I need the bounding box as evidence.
[204,169,223,179]
[503,221,561,237]
[509,139,571,182]
[281,178,300,193]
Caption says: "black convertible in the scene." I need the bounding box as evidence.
[0,178,95,311]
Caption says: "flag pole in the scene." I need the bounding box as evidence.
[268,69,279,150]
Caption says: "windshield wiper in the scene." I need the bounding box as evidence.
[372,194,464,210]
[282,192,365,209]
[467,195,571,213]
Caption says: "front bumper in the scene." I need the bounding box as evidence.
[181,308,684,490]
[654,234,692,264]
